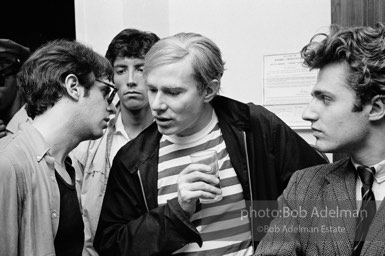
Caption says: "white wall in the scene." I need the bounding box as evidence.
[168,0,330,105]
[74,0,331,154]
[75,0,169,55]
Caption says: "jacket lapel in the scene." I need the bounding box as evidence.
[324,159,357,254]
[360,193,385,255]
[212,96,251,198]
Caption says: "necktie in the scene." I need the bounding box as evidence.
[352,166,376,256]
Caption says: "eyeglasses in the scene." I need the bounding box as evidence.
[96,79,118,105]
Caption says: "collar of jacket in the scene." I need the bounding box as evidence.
[212,95,250,131]
[119,95,251,175]
[324,157,355,184]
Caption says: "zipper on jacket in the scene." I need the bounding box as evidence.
[242,131,255,251]
[137,170,150,212]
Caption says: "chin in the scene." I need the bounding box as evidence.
[157,126,176,136]
[89,130,104,140]
[314,142,336,154]
[123,101,145,110]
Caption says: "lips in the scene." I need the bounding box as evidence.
[155,116,172,124]
[311,127,322,133]
[124,91,140,95]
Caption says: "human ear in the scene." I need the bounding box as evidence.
[203,79,220,103]
[64,74,80,101]
[368,95,385,121]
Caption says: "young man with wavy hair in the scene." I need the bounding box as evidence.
[256,23,385,255]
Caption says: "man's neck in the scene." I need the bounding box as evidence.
[32,110,79,165]
[351,131,385,166]
[120,105,153,139]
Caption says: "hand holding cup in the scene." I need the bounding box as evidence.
[189,150,222,203]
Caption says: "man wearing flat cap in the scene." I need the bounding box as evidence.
[0,39,30,138]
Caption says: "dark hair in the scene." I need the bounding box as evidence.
[18,39,113,118]
[301,23,385,111]
[144,32,225,94]
[105,28,160,64]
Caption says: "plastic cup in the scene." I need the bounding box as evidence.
[190,150,222,203]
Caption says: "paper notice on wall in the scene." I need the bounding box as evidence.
[264,104,311,129]
[263,53,318,128]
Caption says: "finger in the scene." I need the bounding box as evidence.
[0,131,6,138]
[180,163,211,175]
[181,171,220,186]
[181,181,222,196]
[179,189,218,203]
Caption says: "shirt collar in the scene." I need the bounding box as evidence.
[114,112,130,141]
[351,158,385,183]
[18,122,51,162]
[6,105,31,134]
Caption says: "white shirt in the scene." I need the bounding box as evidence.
[109,112,130,164]
[352,159,385,210]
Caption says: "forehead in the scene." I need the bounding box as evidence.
[113,57,144,66]
[313,62,356,96]
[146,59,196,87]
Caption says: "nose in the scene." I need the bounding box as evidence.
[302,99,318,122]
[150,91,167,113]
[107,101,117,115]
[126,68,135,86]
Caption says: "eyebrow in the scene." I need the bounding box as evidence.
[114,64,127,69]
[312,89,335,99]
[146,82,182,89]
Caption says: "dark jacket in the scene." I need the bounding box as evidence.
[256,158,385,255]
[94,96,326,256]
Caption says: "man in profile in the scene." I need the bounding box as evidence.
[0,39,30,138]
[0,39,117,256]
[94,32,325,255]
[256,23,385,255]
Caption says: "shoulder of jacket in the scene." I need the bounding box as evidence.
[294,158,348,182]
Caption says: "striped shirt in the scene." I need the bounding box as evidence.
[158,111,253,255]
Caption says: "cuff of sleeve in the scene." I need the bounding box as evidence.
[167,198,203,247]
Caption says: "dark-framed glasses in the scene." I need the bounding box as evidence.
[96,79,118,105]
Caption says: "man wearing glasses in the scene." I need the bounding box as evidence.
[0,39,30,138]
[72,28,159,256]
[0,39,117,256]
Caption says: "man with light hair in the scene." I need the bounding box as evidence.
[94,32,325,255]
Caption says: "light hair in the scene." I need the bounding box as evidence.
[144,32,225,94]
